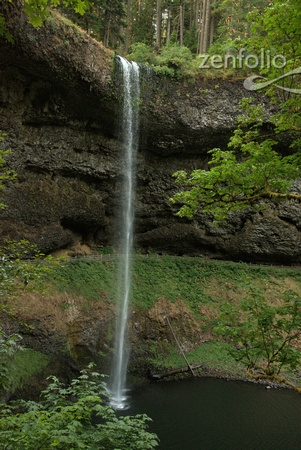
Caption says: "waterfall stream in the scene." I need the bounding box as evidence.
[110,57,140,409]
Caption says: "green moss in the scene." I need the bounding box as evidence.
[8,349,50,392]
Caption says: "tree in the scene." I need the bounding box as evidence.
[171,0,301,224]
[201,0,211,53]
[0,364,159,448]
[215,285,301,393]
[0,0,92,42]
[156,0,162,49]
[212,0,268,52]
[170,98,301,224]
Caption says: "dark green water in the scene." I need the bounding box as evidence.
[127,378,301,449]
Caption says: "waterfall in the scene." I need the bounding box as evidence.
[110,56,140,409]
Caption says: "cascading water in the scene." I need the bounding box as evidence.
[110,56,140,409]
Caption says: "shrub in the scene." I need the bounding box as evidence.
[0,364,159,449]
[154,44,198,80]
[127,42,154,64]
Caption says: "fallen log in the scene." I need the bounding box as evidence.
[164,315,196,377]
[149,364,203,380]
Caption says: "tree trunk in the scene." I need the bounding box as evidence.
[119,23,124,53]
[138,0,141,18]
[202,0,211,53]
[190,0,193,30]
[156,0,162,50]
[124,0,131,54]
[199,0,206,54]
[195,0,199,30]
[209,8,214,48]
[103,14,110,47]
[180,4,184,47]
[166,5,171,45]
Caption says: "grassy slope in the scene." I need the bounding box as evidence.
[55,256,301,382]
[57,256,301,309]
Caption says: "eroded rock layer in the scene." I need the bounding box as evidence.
[0,3,300,263]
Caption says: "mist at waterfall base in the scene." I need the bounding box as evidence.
[109,56,140,410]
[125,377,301,449]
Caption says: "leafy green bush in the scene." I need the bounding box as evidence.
[215,285,301,392]
[154,44,198,80]
[0,365,158,449]
[99,245,114,255]
[0,328,22,391]
[151,64,176,78]
[127,42,154,64]
[127,42,199,81]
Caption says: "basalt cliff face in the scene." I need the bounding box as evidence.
[1,3,301,264]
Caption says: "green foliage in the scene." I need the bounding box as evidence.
[188,341,237,369]
[130,0,155,47]
[127,43,154,64]
[171,98,301,224]
[213,0,268,51]
[56,259,118,301]
[0,132,15,209]
[0,240,62,302]
[57,257,235,313]
[151,64,175,78]
[0,364,158,449]
[171,0,301,223]
[59,0,124,45]
[0,328,22,391]
[99,245,114,255]
[0,0,91,44]
[55,256,301,315]
[127,43,199,81]
[154,44,198,81]
[23,0,91,27]
[215,285,301,379]
[0,12,13,43]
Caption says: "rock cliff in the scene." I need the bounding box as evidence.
[0,3,300,263]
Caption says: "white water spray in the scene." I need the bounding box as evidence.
[110,57,140,409]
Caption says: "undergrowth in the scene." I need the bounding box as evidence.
[55,256,301,316]
[127,42,251,82]
[43,257,301,380]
